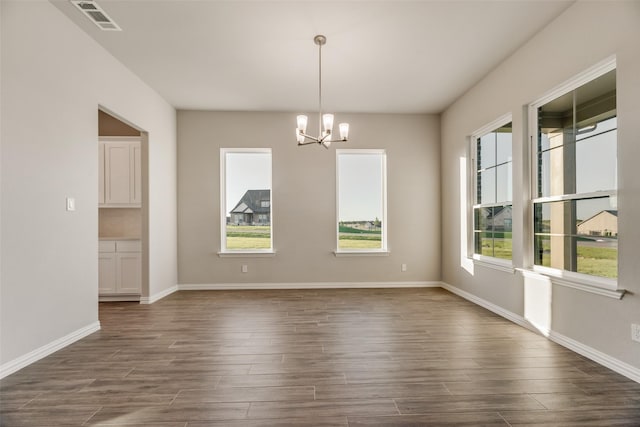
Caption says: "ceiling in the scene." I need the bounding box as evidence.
[52,0,574,114]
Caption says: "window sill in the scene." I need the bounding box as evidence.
[334,250,390,257]
[218,251,276,258]
[472,256,515,274]
[520,266,625,300]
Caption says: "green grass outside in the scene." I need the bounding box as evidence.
[339,225,381,235]
[535,239,617,278]
[480,238,512,260]
[339,229,382,250]
[338,238,382,249]
[226,225,270,250]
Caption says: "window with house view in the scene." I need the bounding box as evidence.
[533,68,617,280]
[473,121,513,261]
[337,150,387,252]
[220,149,272,252]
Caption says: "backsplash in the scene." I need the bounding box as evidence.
[99,208,141,238]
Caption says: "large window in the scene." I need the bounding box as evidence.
[336,150,387,252]
[472,119,513,262]
[220,148,272,253]
[532,67,617,281]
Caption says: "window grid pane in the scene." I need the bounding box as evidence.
[473,121,512,260]
[533,69,617,279]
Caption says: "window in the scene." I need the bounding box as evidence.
[532,67,617,281]
[220,148,272,253]
[472,118,513,262]
[336,150,387,252]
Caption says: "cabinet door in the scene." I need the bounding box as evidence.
[117,252,141,294]
[98,143,105,205]
[104,143,132,204]
[130,143,142,205]
[98,253,117,294]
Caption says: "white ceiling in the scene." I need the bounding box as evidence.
[52,0,574,113]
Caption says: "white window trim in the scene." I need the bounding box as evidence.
[468,113,514,269]
[335,149,388,254]
[527,55,620,294]
[219,148,274,255]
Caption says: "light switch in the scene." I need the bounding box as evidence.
[66,197,76,211]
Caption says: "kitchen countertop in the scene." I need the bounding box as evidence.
[99,237,141,241]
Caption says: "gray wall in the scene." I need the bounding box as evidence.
[178,112,440,285]
[1,1,177,368]
[441,1,640,369]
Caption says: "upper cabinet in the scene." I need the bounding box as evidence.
[99,137,142,207]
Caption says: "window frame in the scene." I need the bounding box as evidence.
[219,148,274,256]
[469,113,514,269]
[335,149,388,255]
[527,56,618,291]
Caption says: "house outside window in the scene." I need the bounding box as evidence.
[220,148,272,252]
[471,117,513,262]
[531,65,617,282]
[336,149,387,253]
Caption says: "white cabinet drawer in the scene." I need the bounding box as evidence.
[99,241,116,253]
[116,240,141,252]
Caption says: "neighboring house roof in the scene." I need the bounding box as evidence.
[578,209,618,226]
[230,189,270,215]
[487,205,512,219]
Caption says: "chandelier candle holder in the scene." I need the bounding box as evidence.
[296,35,349,149]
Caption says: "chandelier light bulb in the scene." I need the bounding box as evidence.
[322,114,334,133]
[339,123,349,141]
[296,115,308,134]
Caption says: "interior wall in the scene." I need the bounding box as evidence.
[177,111,440,285]
[441,1,640,370]
[0,1,177,369]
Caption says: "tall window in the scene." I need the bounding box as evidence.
[220,149,272,252]
[532,67,617,280]
[336,150,387,252]
[472,119,513,261]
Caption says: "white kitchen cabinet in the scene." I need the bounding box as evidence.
[99,138,141,207]
[99,240,141,296]
[98,252,116,294]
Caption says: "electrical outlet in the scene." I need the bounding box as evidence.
[401,263,407,272]
[632,324,640,343]
[241,265,248,273]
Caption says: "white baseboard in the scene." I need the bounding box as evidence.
[548,330,640,383]
[99,295,140,302]
[0,321,100,380]
[140,285,178,304]
[178,281,440,291]
[440,281,640,384]
[439,281,535,332]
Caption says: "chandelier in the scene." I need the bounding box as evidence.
[296,35,349,149]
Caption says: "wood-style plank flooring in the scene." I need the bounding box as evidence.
[1,288,639,426]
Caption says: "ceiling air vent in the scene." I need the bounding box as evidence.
[70,1,122,31]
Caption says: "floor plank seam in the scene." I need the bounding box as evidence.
[441,381,453,396]
[81,405,103,426]
[392,398,401,415]
[497,411,513,426]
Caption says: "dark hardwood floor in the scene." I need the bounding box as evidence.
[1,288,639,426]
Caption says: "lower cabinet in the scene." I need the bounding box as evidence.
[99,240,141,296]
